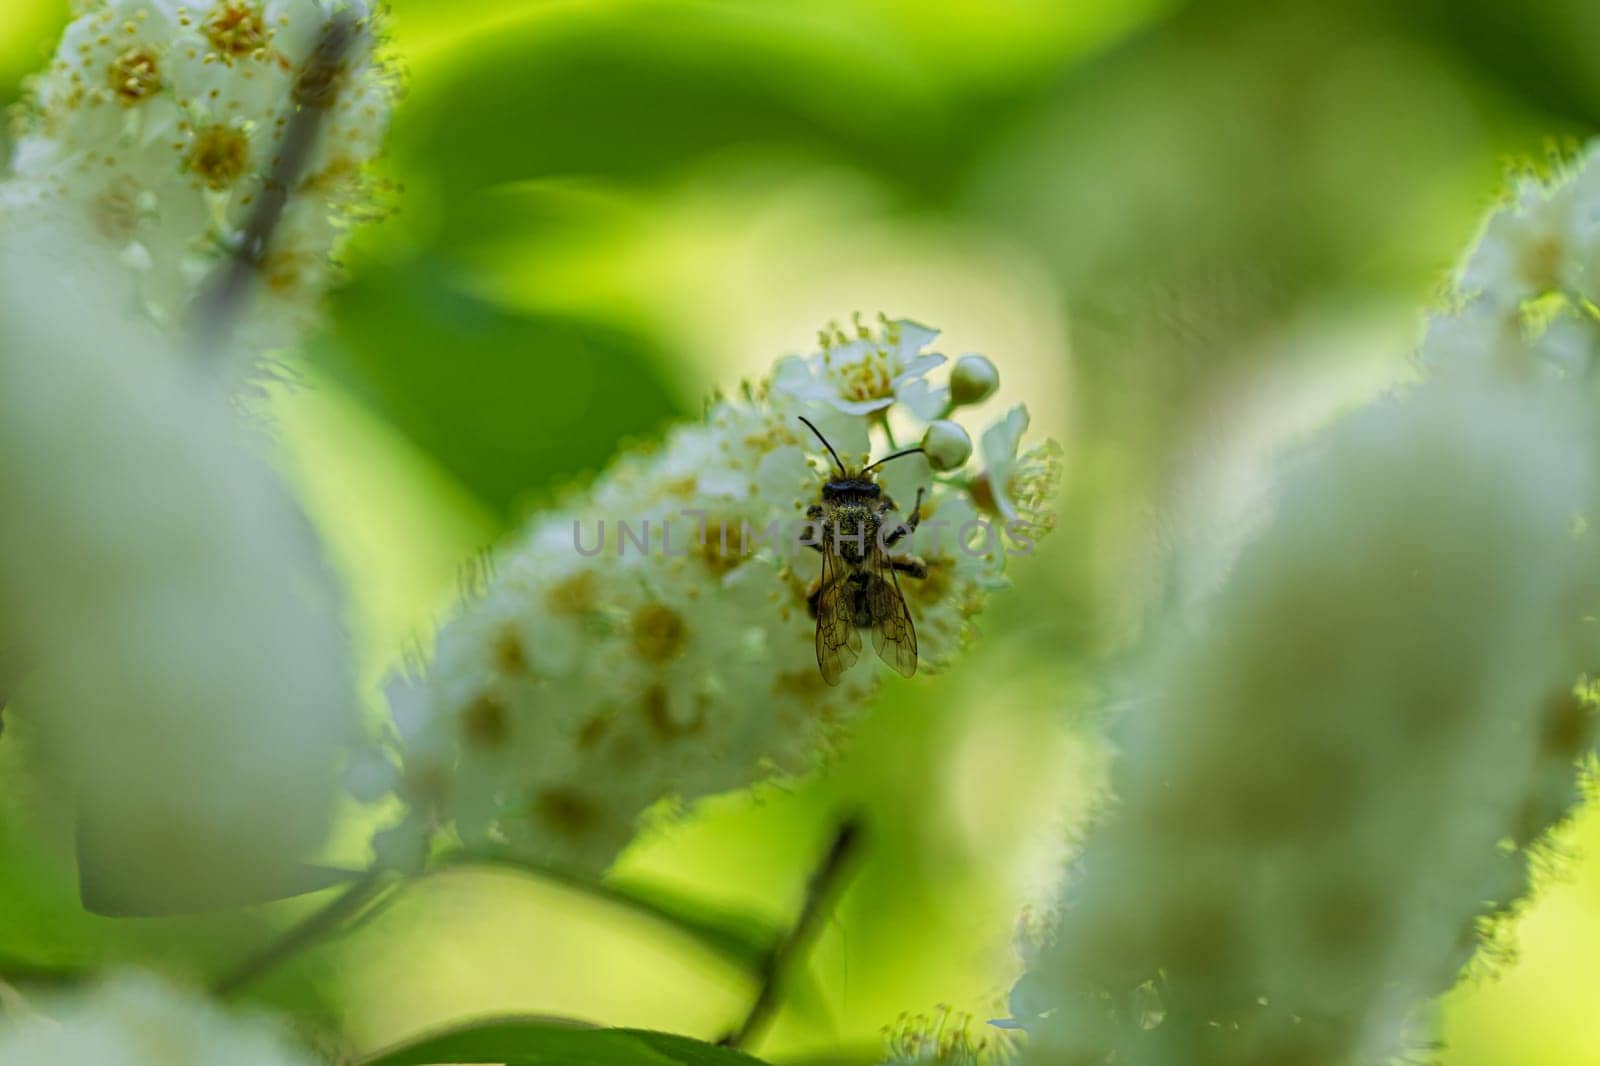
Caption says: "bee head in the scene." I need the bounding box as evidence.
[798,415,925,487]
[823,477,882,500]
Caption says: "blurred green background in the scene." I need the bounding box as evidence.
[5,0,1600,1061]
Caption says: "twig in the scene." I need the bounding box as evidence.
[721,817,864,1050]
[191,9,362,355]
[212,871,395,999]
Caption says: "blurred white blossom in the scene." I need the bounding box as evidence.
[0,971,318,1066]
[3,0,397,350]
[1459,171,1587,305]
[1424,142,1600,384]
[0,229,359,911]
[382,318,1060,875]
[1021,380,1600,1065]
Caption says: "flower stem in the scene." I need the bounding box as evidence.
[875,412,898,450]
[212,870,397,999]
[721,817,863,1051]
[192,10,361,355]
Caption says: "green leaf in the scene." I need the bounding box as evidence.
[0,950,85,986]
[359,1016,769,1066]
[437,852,783,972]
[315,257,685,521]
[432,855,838,1032]
[391,5,939,201]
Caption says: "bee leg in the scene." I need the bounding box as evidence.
[883,487,925,547]
[804,504,826,553]
[890,554,927,580]
[805,578,823,618]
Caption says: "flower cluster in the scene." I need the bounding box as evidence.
[0,229,358,913]
[3,0,396,350]
[1420,143,1600,385]
[1018,380,1600,1065]
[0,971,320,1066]
[380,316,1061,875]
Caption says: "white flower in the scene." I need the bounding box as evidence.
[1572,147,1600,304]
[0,971,319,1066]
[1417,295,1600,386]
[896,493,1008,670]
[973,405,1064,530]
[0,228,358,911]
[1457,171,1585,306]
[776,313,948,417]
[1024,380,1600,1065]
[4,0,397,351]
[1530,308,1600,386]
[1422,143,1600,406]
[386,317,1060,875]
[1417,299,1526,378]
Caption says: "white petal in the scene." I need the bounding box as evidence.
[894,319,941,355]
[896,377,951,421]
[981,404,1031,468]
[829,394,896,416]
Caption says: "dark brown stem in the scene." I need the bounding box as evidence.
[721,817,864,1051]
[192,10,362,354]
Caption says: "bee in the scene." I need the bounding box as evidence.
[798,416,928,685]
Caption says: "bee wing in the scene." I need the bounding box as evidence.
[815,544,862,686]
[868,553,918,679]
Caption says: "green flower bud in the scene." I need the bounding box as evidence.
[921,419,974,471]
[949,353,1000,406]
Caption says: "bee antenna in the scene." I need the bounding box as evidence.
[797,416,847,476]
[861,447,926,474]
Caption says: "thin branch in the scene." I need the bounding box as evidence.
[721,817,864,1051]
[211,870,396,999]
[191,9,362,354]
